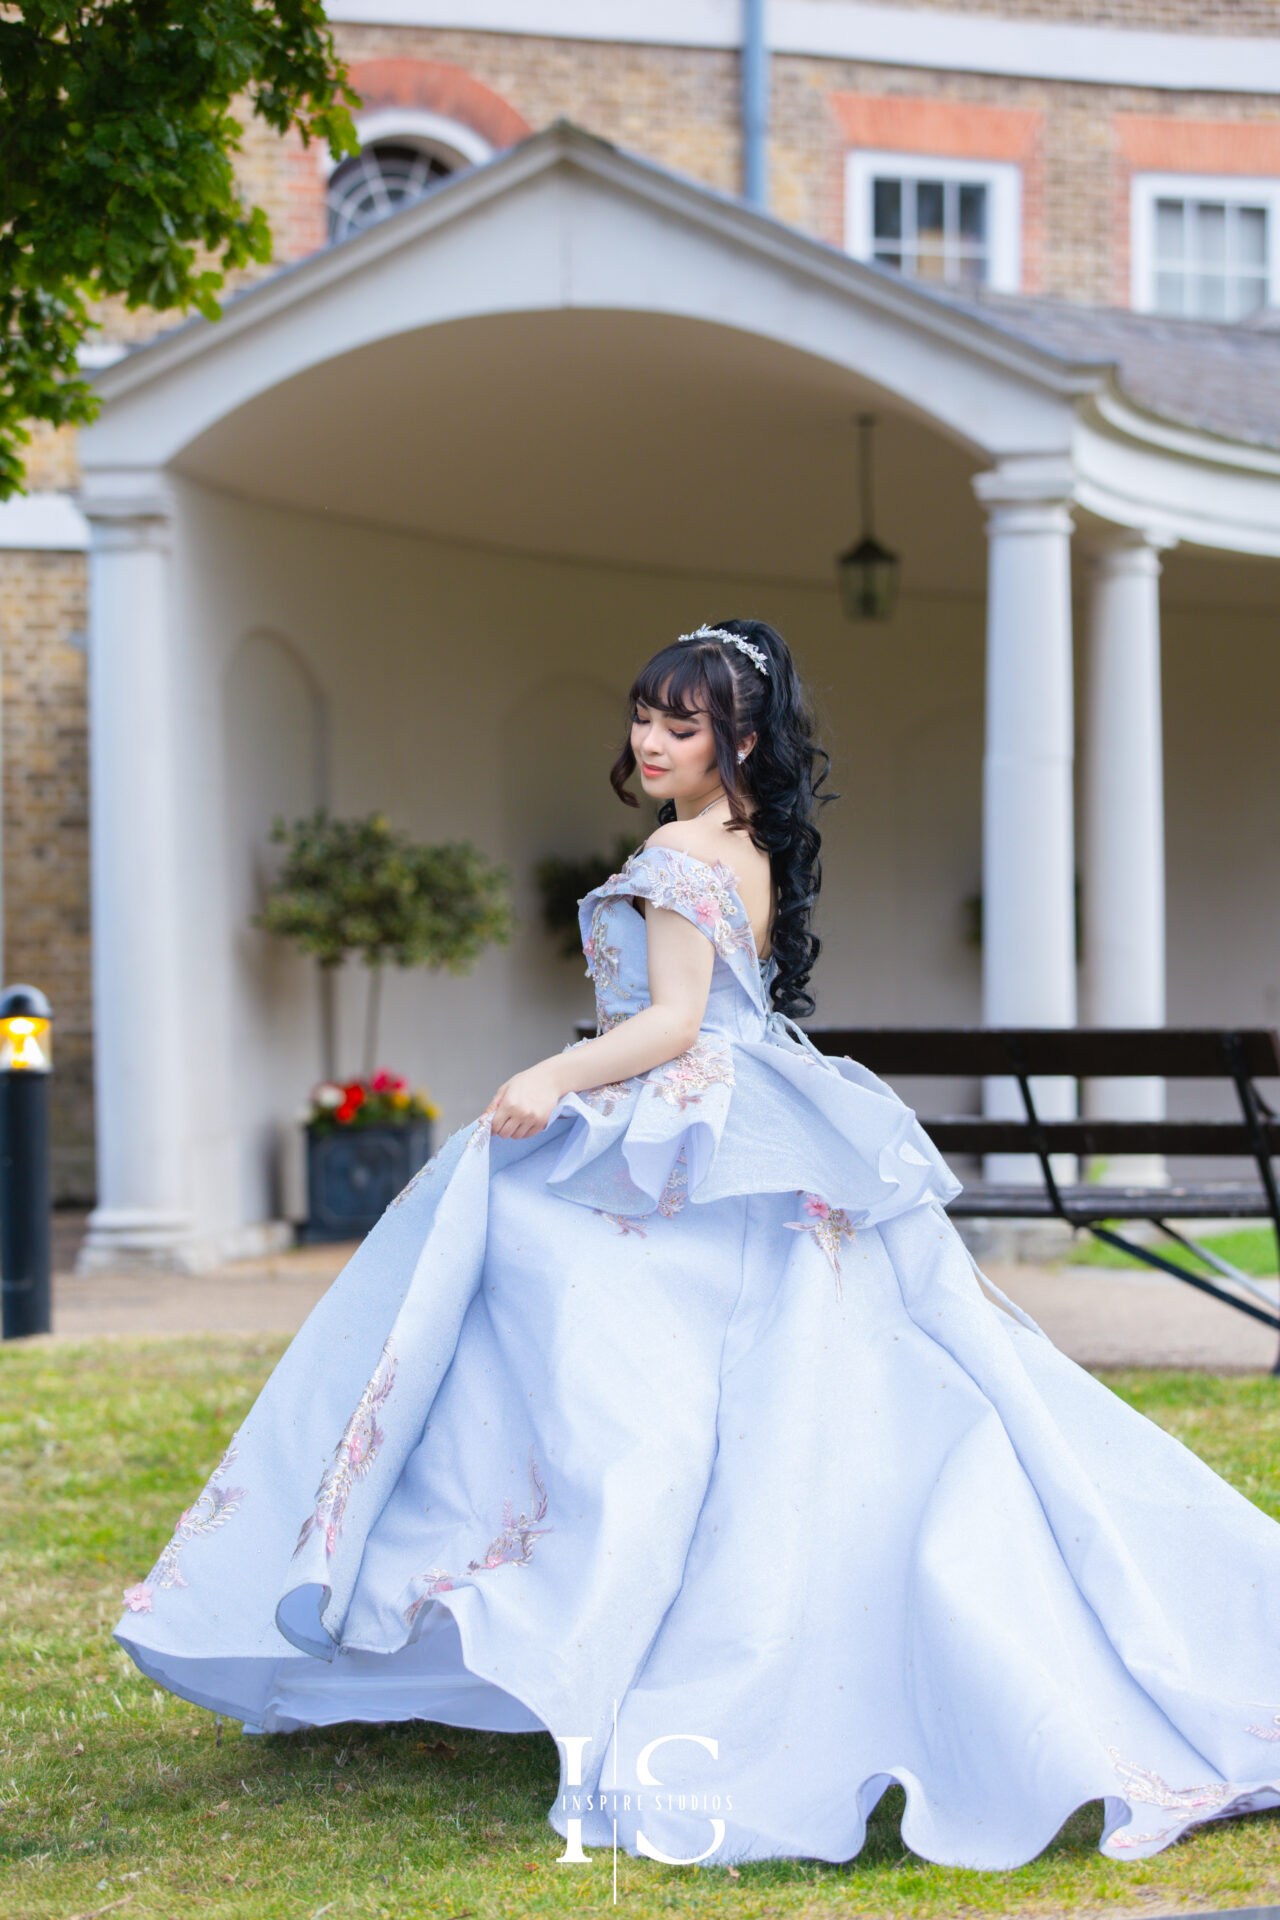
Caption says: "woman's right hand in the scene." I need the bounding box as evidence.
[483,1060,568,1140]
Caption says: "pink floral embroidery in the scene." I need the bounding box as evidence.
[587,847,762,1007]
[784,1193,857,1302]
[404,1444,552,1626]
[580,1081,636,1116]
[1107,1745,1240,1815]
[294,1339,397,1559]
[594,1209,647,1236]
[649,1035,735,1111]
[125,1440,247,1606]
[1108,1824,1183,1852]
[657,1154,688,1217]
[560,1037,638,1117]
[1102,1739,1280,1849]
[467,1111,493,1151]
[388,1150,439,1208]
[583,911,625,1028]
[630,849,759,970]
[1248,1712,1280,1741]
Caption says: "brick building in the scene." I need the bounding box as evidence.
[6,1,1280,1265]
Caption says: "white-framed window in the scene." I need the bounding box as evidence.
[1131,174,1280,322]
[845,150,1022,294]
[321,109,494,245]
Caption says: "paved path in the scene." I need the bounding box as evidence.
[46,1240,349,1341]
[991,1262,1278,1373]
[27,1216,1280,1371]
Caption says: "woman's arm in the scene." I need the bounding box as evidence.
[484,905,715,1140]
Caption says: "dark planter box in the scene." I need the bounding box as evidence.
[302,1121,435,1242]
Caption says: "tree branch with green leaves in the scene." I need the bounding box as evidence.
[0,0,361,496]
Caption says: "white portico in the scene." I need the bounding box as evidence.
[76,122,1280,1269]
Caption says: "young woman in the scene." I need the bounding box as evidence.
[115,620,1280,1872]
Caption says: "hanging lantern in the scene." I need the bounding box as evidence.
[836,414,900,621]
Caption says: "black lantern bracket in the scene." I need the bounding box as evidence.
[836,412,900,621]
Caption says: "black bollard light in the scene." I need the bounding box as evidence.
[0,985,53,1339]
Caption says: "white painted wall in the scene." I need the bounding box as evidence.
[166,478,995,1239]
[222,628,331,1224]
[1163,582,1280,1126]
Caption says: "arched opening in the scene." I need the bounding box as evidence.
[323,109,495,245]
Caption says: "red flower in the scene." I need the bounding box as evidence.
[370,1068,407,1095]
[336,1082,366,1124]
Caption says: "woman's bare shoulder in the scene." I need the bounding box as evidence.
[640,819,722,859]
[643,818,769,899]
[641,818,762,871]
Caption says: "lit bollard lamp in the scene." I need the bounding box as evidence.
[0,985,53,1339]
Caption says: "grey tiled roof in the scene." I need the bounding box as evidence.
[943,288,1280,453]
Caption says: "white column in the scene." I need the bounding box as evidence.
[972,462,1078,1183]
[1082,533,1170,1184]
[77,475,196,1271]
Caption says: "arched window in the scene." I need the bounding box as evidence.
[327,141,451,243]
[323,111,494,245]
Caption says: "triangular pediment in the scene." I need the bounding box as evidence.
[87,120,1096,471]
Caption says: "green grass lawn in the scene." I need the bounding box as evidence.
[1065,1223,1280,1278]
[3,1337,1280,1919]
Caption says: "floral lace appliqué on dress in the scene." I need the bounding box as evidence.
[388,1149,440,1210]
[583,916,625,1031]
[560,1035,639,1117]
[404,1442,552,1626]
[784,1194,858,1302]
[639,848,759,969]
[608,847,760,971]
[649,1034,736,1111]
[294,1338,397,1559]
[594,1152,689,1232]
[594,1209,648,1236]
[657,1153,688,1217]
[1103,1740,1274,1850]
[122,1441,247,1615]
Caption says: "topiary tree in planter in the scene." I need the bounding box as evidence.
[254,807,515,1078]
[253,809,515,1239]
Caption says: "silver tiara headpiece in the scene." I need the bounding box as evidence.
[676,623,770,676]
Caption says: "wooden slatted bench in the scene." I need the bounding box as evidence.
[802,1027,1280,1369]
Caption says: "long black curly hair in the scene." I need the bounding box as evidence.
[609,619,835,1021]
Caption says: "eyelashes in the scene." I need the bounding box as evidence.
[632,717,697,741]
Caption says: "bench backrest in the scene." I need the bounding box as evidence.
[799,1027,1280,1079]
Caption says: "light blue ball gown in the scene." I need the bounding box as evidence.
[114,842,1280,1870]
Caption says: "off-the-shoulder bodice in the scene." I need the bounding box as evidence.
[577,843,776,1041]
[562,839,961,1223]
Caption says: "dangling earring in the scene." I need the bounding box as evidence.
[736,747,748,763]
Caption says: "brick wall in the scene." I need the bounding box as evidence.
[0,551,93,1204]
[334,28,1280,310]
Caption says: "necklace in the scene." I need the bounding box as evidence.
[694,794,727,820]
